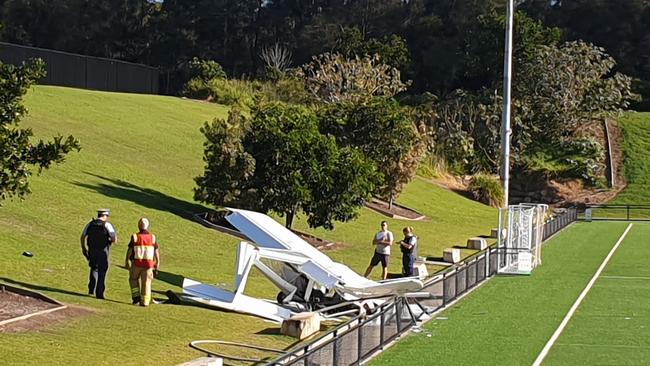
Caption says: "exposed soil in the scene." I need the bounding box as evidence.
[0,290,58,322]
[293,231,349,251]
[194,211,350,251]
[365,198,427,220]
[0,290,93,333]
[431,119,627,207]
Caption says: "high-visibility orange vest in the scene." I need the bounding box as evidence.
[132,232,156,268]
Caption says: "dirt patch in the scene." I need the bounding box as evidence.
[194,211,350,251]
[0,290,59,322]
[293,231,349,251]
[430,119,627,207]
[0,304,93,333]
[0,289,94,333]
[547,119,627,206]
[365,198,427,220]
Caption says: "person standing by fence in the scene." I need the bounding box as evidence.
[400,226,417,277]
[364,221,394,280]
[125,217,160,306]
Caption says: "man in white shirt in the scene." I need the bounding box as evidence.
[363,221,394,280]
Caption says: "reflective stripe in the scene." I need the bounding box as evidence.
[132,232,156,268]
[133,246,155,260]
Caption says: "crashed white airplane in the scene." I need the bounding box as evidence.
[182,208,425,323]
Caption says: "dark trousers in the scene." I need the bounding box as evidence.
[88,252,109,298]
[402,254,415,277]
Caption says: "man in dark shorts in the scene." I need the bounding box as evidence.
[363,221,394,280]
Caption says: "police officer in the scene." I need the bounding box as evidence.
[80,209,117,299]
[400,226,417,277]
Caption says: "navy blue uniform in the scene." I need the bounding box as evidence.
[400,236,417,277]
[83,219,115,298]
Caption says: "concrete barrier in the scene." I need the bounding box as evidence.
[443,248,461,263]
[467,237,487,250]
[281,312,320,339]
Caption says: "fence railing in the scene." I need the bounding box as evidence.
[582,204,650,221]
[0,42,159,94]
[543,208,578,240]
[268,208,578,365]
[269,297,415,365]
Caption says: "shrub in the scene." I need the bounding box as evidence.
[197,78,257,109]
[182,58,228,99]
[520,137,605,185]
[301,53,409,104]
[189,57,226,81]
[468,174,504,207]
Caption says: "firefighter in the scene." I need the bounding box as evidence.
[125,217,160,306]
[80,209,117,299]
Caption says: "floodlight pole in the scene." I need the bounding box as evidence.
[500,0,515,209]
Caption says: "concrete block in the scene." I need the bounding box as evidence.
[467,237,487,250]
[443,248,461,264]
[490,228,499,238]
[414,259,429,279]
[281,312,320,340]
[491,228,507,239]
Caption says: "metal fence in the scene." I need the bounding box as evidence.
[268,208,578,366]
[582,204,650,221]
[0,42,159,94]
[543,208,578,240]
[270,297,415,365]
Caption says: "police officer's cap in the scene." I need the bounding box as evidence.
[97,208,111,217]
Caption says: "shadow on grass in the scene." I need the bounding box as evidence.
[72,172,211,221]
[0,277,124,304]
[154,270,185,287]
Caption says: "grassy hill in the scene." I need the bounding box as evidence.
[0,86,496,365]
[613,112,650,204]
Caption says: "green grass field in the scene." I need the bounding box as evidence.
[371,222,650,365]
[0,86,496,365]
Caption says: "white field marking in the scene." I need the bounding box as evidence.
[600,275,650,280]
[556,343,650,350]
[532,223,634,366]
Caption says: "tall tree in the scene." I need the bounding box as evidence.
[0,59,80,202]
[194,102,378,229]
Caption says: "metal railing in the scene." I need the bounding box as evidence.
[543,208,578,240]
[582,204,650,221]
[267,208,578,366]
[269,297,415,365]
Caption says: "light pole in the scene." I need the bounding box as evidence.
[500,0,514,209]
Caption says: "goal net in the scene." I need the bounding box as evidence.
[497,203,548,275]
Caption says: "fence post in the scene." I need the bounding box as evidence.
[627,206,630,220]
[357,319,363,364]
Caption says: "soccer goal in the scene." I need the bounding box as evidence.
[497,203,548,275]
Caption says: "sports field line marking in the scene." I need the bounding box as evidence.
[531,223,634,366]
[600,275,650,280]
[556,343,650,350]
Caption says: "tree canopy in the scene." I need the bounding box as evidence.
[2,0,649,107]
[0,59,80,202]
[194,102,378,230]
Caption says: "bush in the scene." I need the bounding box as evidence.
[182,58,228,99]
[189,57,226,81]
[207,78,257,109]
[520,137,605,185]
[468,174,504,207]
